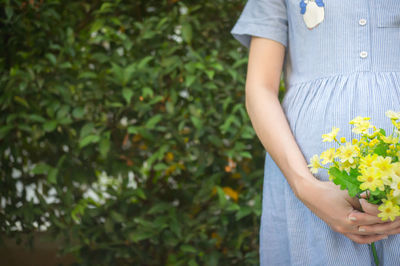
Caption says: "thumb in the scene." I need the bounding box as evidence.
[359,198,380,216]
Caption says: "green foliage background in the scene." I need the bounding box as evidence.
[0,0,285,265]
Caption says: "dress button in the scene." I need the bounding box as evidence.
[359,19,367,26]
[360,51,368,58]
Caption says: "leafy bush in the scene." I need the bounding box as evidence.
[0,0,282,265]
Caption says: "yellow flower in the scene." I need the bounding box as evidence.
[387,190,400,205]
[372,156,394,180]
[385,110,400,120]
[368,138,380,148]
[337,142,360,164]
[350,116,370,124]
[359,140,369,147]
[393,162,400,176]
[320,148,336,164]
[391,119,400,129]
[359,154,379,170]
[386,162,400,188]
[222,187,239,202]
[378,200,400,222]
[308,154,322,174]
[322,127,340,142]
[390,178,400,197]
[381,135,399,144]
[354,122,373,134]
[358,167,384,191]
[338,160,358,173]
[340,137,346,143]
[352,138,358,145]
[349,116,373,134]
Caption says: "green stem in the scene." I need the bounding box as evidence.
[370,242,379,266]
[364,193,379,266]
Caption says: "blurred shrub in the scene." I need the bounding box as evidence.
[0,0,281,265]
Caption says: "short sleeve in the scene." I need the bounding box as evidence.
[230,0,288,49]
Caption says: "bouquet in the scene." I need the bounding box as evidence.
[308,110,400,266]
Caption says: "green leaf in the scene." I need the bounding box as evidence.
[180,244,197,253]
[72,107,85,119]
[185,75,196,87]
[111,211,124,223]
[14,96,29,108]
[181,23,192,43]
[240,151,252,159]
[127,126,139,134]
[191,116,202,130]
[138,56,153,69]
[105,218,114,233]
[374,143,387,156]
[134,188,146,200]
[99,137,110,158]
[99,2,113,13]
[43,120,58,132]
[59,62,72,69]
[235,206,253,221]
[205,70,215,79]
[145,114,162,129]
[166,101,174,114]
[80,123,94,138]
[148,203,170,214]
[48,168,58,184]
[45,53,57,65]
[57,105,70,118]
[188,259,198,266]
[226,203,240,212]
[78,72,97,79]
[216,186,228,207]
[5,6,13,20]
[329,167,362,197]
[79,134,100,148]
[0,125,13,139]
[142,87,154,98]
[28,114,46,123]
[129,230,154,243]
[32,163,51,175]
[122,87,134,104]
[66,27,75,44]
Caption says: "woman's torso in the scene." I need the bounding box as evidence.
[282,1,400,181]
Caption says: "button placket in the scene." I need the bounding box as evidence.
[358,12,371,69]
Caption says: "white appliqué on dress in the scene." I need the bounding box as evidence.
[300,0,325,30]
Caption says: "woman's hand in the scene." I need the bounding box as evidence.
[297,178,389,244]
[358,198,400,236]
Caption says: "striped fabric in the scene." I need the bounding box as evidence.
[231,0,400,265]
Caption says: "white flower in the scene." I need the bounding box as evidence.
[386,110,400,120]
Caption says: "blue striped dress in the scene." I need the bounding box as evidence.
[231,0,400,265]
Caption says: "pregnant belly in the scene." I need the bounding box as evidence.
[281,72,400,181]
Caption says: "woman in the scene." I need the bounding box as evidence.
[231,0,400,265]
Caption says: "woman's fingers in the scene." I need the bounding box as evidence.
[383,226,400,235]
[347,209,387,226]
[344,233,388,245]
[358,219,400,235]
[359,198,380,216]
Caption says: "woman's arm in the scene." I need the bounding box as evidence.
[245,36,391,244]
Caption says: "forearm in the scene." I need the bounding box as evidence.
[245,85,318,198]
